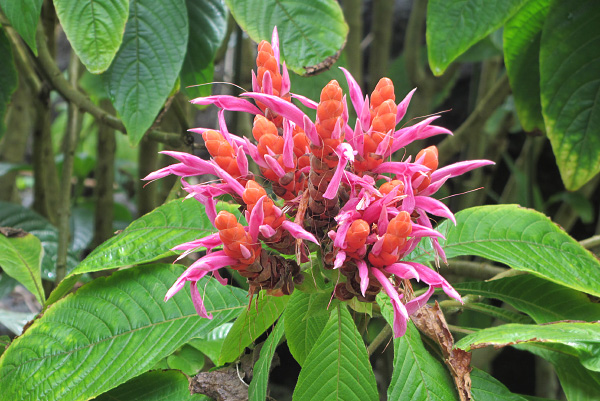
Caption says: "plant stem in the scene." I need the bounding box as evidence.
[445,260,507,280]
[580,235,600,250]
[137,137,159,216]
[368,0,394,87]
[55,53,82,286]
[367,324,392,356]
[341,0,363,86]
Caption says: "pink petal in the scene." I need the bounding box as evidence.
[281,220,318,244]
[190,281,213,319]
[291,93,318,109]
[384,262,420,281]
[271,26,280,65]
[372,267,409,338]
[303,115,320,145]
[212,269,228,286]
[334,250,346,269]
[283,120,295,168]
[396,88,416,124]
[281,61,290,95]
[245,137,268,168]
[430,160,495,183]
[340,67,364,115]
[356,259,369,297]
[414,196,456,224]
[239,244,251,259]
[403,262,462,303]
[264,154,286,178]
[260,224,276,238]
[243,92,306,128]
[191,95,262,115]
[262,70,273,95]
[236,146,249,176]
[405,285,434,315]
[249,195,266,242]
[324,143,355,199]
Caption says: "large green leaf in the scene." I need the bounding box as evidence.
[225,0,348,75]
[455,275,600,324]
[0,0,42,55]
[96,370,207,401]
[104,0,188,145]
[181,0,226,99]
[293,304,378,401]
[540,0,600,190]
[455,321,600,371]
[283,290,329,366]
[249,317,285,401]
[219,293,288,365]
[426,0,528,75]
[54,0,129,73]
[188,322,233,365]
[470,368,528,401]
[503,0,550,132]
[0,28,17,136]
[377,293,458,400]
[408,205,600,298]
[518,344,600,401]
[0,202,77,281]
[0,229,44,304]
[0,264,247,401]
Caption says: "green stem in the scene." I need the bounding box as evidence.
[341,0,363,86]
[55,53,82,286]
[580,235,600,250]
[368,0,394,86]
[445,260,507,280]
[367,323,392,356]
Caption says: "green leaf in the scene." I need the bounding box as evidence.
[225,0,348,75]
[455,321,600,371]
[188,322,233,365]
[377,293,458,401]
[166,344,205,375]
[503,0,550,132]
[455,275,600,324]
[249,317,285,401]
[0,28,17,136]
[104,0,188,145]
[470,368,528,401]
[517,343,600,401]
[181,0,226,99]
[95,370,208,401]
[0,201,78,281]
[48,199,235,305]
[0,309,36,336]
[0,335,9,356]
[540,0,600,190]
[0,264,247,401]
[461,302,533,325]
[219,293,288,365]
[0,229,44,304]
[408,205,600,298]
[53,0,129,74]
[0,0,42,55]
[427,0,528,75]
[283,291,329,366]
[293,304,378,401]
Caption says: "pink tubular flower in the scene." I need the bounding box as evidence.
[146,27,493,337]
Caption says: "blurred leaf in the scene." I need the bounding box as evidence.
[188,322,233,365]
[104,0,188,145]
[504,0,550,132]
[0,274,17,299]
[409,205,600,298]
[293,304,377,401]
[0,0,42,54]
[427,0,528,75]
[69,204,95,254]
[0,229,44,304]
[0,202,78,281]
[470,368,528,401]
[95,369,209,401]
[455,321,600,371]
[455,275,600,324]
[540,0,600,190]
[226,0,348,75]
[0,309,36,336]
[54,0,128,73]
[166,344,205,375]
[0,335,9,356]
[0,162,31,177]
[378,293,458,401]
[546,191,594,224]
[460,302,533,324]
[0,28,17,136]
[0,264,247,401]
[181,0,226,99]
[219,293,288,365]
[249,317,285,401]
[283,291,329,366]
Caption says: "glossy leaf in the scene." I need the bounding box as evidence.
[427,0,528,75]
[470,368,528,401]
[378,294,458,401]
[408,205,600,298]
[0,229,44,304]
[105,0,188,145]
[249,317,285,401]
[293,305,378,401]
[166,344,205,375]
[283,291,329,366]
[0,201,78,281]
[0,0,42,54]
[455,275,600,324]
[540,0,600,190]
[181,0,226,99]
[504,0,550,132]
[54,0,128,73]
[0,264,247,401]
[95,370,208,401]
[0,28,17,136]
[225,0,348,75]
[188,322,233,365]
[219,293,288,365]
[455,321,600,371]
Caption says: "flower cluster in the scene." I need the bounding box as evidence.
[146,28,493,337]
